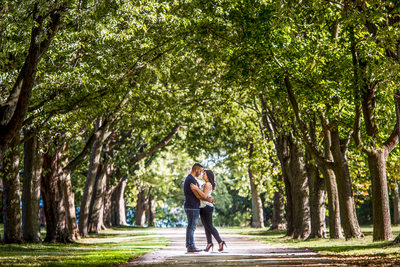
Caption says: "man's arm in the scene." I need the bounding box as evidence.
[191,184,214,203]
[192,188,207,201]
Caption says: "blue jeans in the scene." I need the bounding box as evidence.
[185,209,200,248]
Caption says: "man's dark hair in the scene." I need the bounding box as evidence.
[191,163,203,171]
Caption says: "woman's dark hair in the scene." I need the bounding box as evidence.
[205,169,216,190]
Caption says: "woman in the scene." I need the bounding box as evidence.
[190,169,227,252]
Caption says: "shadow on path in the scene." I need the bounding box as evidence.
[121,227,358,266]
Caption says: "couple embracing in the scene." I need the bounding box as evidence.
[183,163,227,253]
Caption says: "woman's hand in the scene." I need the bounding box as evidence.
[190,183,199,190]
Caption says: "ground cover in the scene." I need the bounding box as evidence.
[0,225,168,266]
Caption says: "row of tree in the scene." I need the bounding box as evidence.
[2,0,400,245]
[0,0,204,243]
[187,0,400,242]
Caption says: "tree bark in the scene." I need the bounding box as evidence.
[41,149,69,243]
[113,179,128,226]
[367,150,392,241]
[88,163,107,233]
[282,76,344,239]
[135,186,148,227]
[61,171,80,241]
[350,30,394,241]
[79,139,101,236]
[248,143,264,228]
[276,133,310,238]
[306,155,327,239]
[276,135,294,236]
[1,137,23,243]
[79,119,109,237]
[269,183,286,231]
[148,191,157,227]
[330,130,363,239]
[288,140,310,239]
[249,171,264,228]
[103,167,115,228]
[319,132,343,239]
[393,181,400,225]
[103,188,113,228]
[22,132,42,243]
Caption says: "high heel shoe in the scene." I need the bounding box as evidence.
[204,243,214,252]
[218,241,227,252]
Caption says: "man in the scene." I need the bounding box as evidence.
[183,163,214,252]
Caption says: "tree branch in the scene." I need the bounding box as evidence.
[284,76,333,167]
[0,6,65,156]
[128,124,181,168]
[383,91,400,158]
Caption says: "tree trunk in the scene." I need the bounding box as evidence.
[367,150,392,241]
[288,141,310,239]
[88,164,107,233]
[249,171,264,228]
[330,130,363,239]
[41,138,79,242]
[393,181,400,225]
[103,169,115,228]
[41,149,69,243]
[306,157,327,239]
[22,132,42,243]
[135,187,148,227]
[319,132,343,239]
[147,188,157,227]
[1,137,23,243]
[276,135,294,236]
[282,172,293,236]
[248,142,264,228]
[61,171,80,241]
[319,164,343,238]
[269,183,286,231]
[113,179,128,226]
[79,120,104,237]
[103,189,113,228]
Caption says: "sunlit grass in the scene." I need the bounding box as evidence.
[0,225,168,266]
[221,225,400,256]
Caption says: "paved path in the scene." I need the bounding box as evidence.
[123,227,349,266]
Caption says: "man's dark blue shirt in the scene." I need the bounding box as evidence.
[183,174,200,209]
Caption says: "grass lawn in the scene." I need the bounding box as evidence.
[220,225,400,257]
[0,225,168,266]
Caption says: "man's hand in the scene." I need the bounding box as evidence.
[190,183,198,190]
[191,183,213,203]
